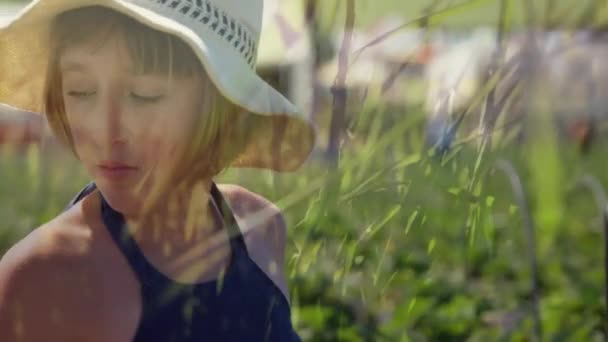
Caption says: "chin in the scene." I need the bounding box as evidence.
[96,181,140,215]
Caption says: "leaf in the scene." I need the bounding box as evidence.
[404,209,419,236]
[486,195,495,208]
[427,238,437,254]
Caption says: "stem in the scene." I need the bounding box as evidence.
[573,174,608,341]
[351,0,479,61]
[327,0,355,168]
[305,0,320,122]
[488,159,543,340]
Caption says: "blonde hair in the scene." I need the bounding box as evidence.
[44,6,252,182]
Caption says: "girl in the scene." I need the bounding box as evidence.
[0,1,314,341]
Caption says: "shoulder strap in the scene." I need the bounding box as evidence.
[210,182,249,255]
[65,181,248,253]
[64,182,97,211]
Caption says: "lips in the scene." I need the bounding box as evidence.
[97,161,138,181]
[99,160,136,169]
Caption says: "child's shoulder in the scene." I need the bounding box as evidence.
[216,183,290,302]
[216,183,280,213]
[2,200,94,265]
[0,193,127,341]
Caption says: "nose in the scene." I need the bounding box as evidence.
[99,92,127,147]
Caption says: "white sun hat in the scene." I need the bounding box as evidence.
[0,0,316,171]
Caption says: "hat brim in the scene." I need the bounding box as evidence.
[0,0,316,171]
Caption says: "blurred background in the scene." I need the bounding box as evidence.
[3,0,608,340]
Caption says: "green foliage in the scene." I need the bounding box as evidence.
[2,0,608,340]
[1,87,607,341]
[213,95,608,339]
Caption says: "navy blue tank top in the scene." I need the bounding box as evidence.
[67,182,301,342]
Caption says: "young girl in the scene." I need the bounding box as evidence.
[0,1,314,341]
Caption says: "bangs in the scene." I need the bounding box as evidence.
[51,6,201,76]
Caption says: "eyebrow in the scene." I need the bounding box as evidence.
[60,60,90,73]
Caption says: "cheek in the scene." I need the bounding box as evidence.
[69,121,90,141]
[64,101,97,144]
[138,119,184,160]
[66,116,98,153]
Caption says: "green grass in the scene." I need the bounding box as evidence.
[2,103,607,340]
[3,0,608,340]
[313,0,608,31]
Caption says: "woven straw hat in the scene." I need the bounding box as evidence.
[0,0,316,171]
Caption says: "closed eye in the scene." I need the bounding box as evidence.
[67,90,96,98]
[131,93,164,103]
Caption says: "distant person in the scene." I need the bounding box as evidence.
[0,1,315,341]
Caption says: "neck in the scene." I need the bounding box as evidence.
[111,178,234,284]
[124,178,221,253]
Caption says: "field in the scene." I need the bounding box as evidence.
[3,0,608,341]
[2,99,608,341]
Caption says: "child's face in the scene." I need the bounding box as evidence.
[60,34,204,216]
